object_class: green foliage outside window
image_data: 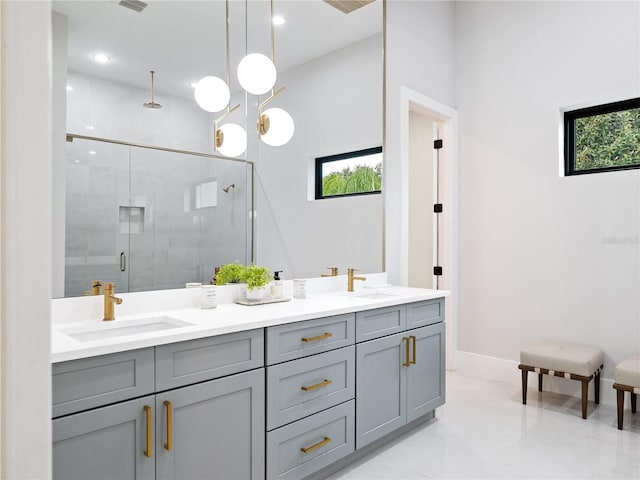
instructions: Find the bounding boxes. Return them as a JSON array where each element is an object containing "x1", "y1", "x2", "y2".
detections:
[
  {"x1": 574, "y1": 107, "x2": 640, "y2": 171},
  {"x1": 322, "y1": 163, "x2": 382, "y2": 197}
]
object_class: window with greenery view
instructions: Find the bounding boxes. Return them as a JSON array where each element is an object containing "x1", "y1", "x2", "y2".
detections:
[
  {"x1": 315, "y1": 146, "x2": 382, "y2": 199},
  {"x1": 564, "y1": 98, "x2": 640, "y2": 176}
]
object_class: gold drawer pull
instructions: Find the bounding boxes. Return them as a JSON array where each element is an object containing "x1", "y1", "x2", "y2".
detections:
[
  {"x1": 144, "y1": 405, "x2": 152, "y2": 458},
  {"x1": 301, "y1": 436, "x2": 332, "y2": 454},
  {"x1": 403, "y1": 337, "x2": 410, "y2": 367},
  {"x1": 301, "y1": 332, "x2": 332, "y2": 343},
  {"x1": 410, "y1": 335, "x2": 417, "y2": 365},
  {"x1": 301, "y1": 379, "x2": 332, "y2": 392},
  {"x1": 164, "y1": 401, "x2": 173, "y2": 451}
]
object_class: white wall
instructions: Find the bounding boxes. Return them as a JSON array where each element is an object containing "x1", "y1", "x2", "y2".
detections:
[
  {"x1": 456, "y1": 1, "x2": 640, "y2": 395},
  {"x1": 385, "y1": 0, "x2": 456, "y2": 285},
  {"x1": 256, "y1": 35, "x2": 383, "y2": 278},
  {"x1": 1, "y1": 2, "x2": 52, "y2": 477}
]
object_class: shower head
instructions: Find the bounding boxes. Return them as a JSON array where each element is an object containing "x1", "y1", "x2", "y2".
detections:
[{"x1": 223, "y1": 184, "x2": 235, "y2": 193}]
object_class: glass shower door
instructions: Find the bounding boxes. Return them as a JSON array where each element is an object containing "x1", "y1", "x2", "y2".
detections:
[{"x1": 64, "y1": 138, "x2": 130, "y2": 296}]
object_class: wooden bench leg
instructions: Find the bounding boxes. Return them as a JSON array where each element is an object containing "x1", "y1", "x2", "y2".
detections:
[
  {"x1": 632, "y1": 392, "x2": 637, "y2": 414},
  {"x1": 617, "y1": 389, "x2": 624, "y2": 430},
  {"x1": 581, "y1": 380, "x2": 588, "y2": 419},
  {"x1": 521, "y1": 369, "x2": 528, "y2": 405},
  {"x1": 538, "y1": 373, "x2": 543, "y2": 392},
  {"x1": 595, "y1": 371, "x2": 600, "y2": 404}
]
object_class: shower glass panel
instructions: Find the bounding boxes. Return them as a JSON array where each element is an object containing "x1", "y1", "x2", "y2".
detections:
[
  {"x1": 64, "y1": 136, "x2": 251, "y2": 297},
  {"x1": 65, "y1": 139, "x2": 130, "y2": 297}
]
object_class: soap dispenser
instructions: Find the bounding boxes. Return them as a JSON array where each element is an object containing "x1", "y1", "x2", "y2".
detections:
[{"x1": 271, "y1": 271, "x2": 284, "y2": 299}]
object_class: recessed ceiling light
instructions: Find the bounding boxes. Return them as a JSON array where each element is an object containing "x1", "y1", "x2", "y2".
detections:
[
  {"x1": 66, "y1": 85, "x2": 74, "y2": 92},
  {"x1": 85, "y1": 125, "x2": 95, "y2": 131},
  {"x1": 89, "y1": 151, "x2": 96, "y2": 155},
  {"x1": 272, "y1": 15, "x2": 285, "y2": 26},
  {"x1": 92, "y1": 52, "x2": 111, "y2": 64}
]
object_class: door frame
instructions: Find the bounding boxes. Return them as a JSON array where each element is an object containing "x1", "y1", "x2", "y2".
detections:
[{"x1": 399, "y1": 86, "x2": 458, "y2": 370}]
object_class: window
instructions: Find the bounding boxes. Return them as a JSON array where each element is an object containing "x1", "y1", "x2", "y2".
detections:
[
  {"x1": 564, "y1": 97, "x2": 640, "y2": 176},
  {"x1": 315, "y1": 146, "x2": 382, "y2": 199}
]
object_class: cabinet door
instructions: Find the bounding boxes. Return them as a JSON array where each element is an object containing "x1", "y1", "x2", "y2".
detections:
[
  {"x1": 155, "y1": 369, "x2": 265, "y2": 480},
  {"x1": 407, "y1": 322, "x2": 446, "y2": 423},
  {"x1": 355, "y1": 332, "x2": 407, "y2": 449},
  {"x1": 53, "y1": 395, "x2": 155, "y2": 480}
]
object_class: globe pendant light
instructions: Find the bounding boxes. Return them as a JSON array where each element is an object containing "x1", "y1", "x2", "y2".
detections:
[
  {"x1": 193, "y1": 2, "x2": 231, "y2": 113},
  {"x1": 259, "y1": 107, "x2": 294, "y2": 147},
  {"x1": 255, "y1": 0, "x2": 294, "y2": 147},
  {"x1": 213, "y1": 0, "x2": 247, "y2": 157},
  {"x1": 237, "y1": 53, "x2": 276, "y2": 95},
  {"x1": 194, "y1": 76, "x2": 230, "y2": 113}
]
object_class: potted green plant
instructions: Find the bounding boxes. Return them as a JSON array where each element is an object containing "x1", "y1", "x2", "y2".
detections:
[
  {"x1": 244, "y1": 264, "x2": 271, "y2": 301},
  {"x1": 215, "y1": 262, "x2": 246, "y2": 285}
]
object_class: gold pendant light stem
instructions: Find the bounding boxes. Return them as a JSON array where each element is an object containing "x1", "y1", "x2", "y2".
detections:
[
  {"x1": 225, "y1": 0, "x2": 231, "y2": 87},
  {"x1": 270, "y1": 0, "x2": 275, "y2": 65}
]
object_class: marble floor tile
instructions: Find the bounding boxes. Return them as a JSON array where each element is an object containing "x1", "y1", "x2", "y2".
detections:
[{"x1": 327, "y1": 372, "x2": 640, "y2": 480}]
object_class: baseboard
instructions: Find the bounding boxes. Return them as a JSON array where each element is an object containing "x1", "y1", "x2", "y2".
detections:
[{"x1": 456, "y1": 350, "x2": 617, "y2": 407}]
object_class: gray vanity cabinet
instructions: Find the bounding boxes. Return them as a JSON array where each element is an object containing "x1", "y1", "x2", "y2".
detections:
[
  {"x1": 53, "y1": 329, "x2": 265, "y2": 480},
  {"x1": 355, "y1": 302, "x2": 445, "y2": 449},
  {"x1": 53, "y1": 395, "x2": 156, "y2": 480},
  {"x1": 155, "y1": 369, "x2": 265, "y2": 480}
]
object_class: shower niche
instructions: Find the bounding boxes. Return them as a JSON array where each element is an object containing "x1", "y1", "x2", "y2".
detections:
[{"x1": 63, "y1": 136, "x2": 252, "y2": 297}]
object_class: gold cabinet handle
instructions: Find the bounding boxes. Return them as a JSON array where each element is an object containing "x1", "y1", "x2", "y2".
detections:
[
  {"x1": 410, "y1": 335, "x2": 417, "y2": 365},
  {"x1": 144, "y1": 405, "x2": 152, "y2": 458},
  {"x1": 301, "y1": 332, "x2": 332, "y2": 343},
  {"x1": 403, "y1": 337, "x2": 410, "y2": 367},
  {"x1": 301, "y1": 379, "x2": 332, "y2": 392},
  {"x1": 300, "y1": 436, "x2": 332, "y2": 454},
  {"x1": 164, "y1": 401, "x2": 173, "y2": 451}
]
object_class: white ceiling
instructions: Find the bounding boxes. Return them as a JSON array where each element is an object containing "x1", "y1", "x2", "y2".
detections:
[{"x1": 52, "y1": 0, "x2": 382, "y2": 99}]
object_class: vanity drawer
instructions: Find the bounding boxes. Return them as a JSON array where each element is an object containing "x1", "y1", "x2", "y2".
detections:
[
  {"x1": 52, "y1": 348, "x2": 154, "y2": 418},
  {"x1": 267, "y1": 346, "x2": 355, "y2": 430},
  {"x1": 155, "y1": 328, "x2": 264, "y2": 391},
  {"x1": 355, "y1": 305, "x2": 406, "y2": 342},
  {"x1": 407, "y1": 298, "x2": 445, "y2": 329},
  {"x1": 266, "y1": 400, "x2": 355, "y2": 480},
  {"x1": 266, "y1": 313, "x2": 355, "y2": 365}
]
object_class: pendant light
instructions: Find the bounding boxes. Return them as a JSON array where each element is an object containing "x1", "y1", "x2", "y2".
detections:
[
  {"x1": 236, "y1": 1, "x2": 277, "y2": 95},
  {"x1": 193, "y1": 3, "x2": 231, "y2": 112},
  {"x1": 143, "y1": 70, "x2": 162, "y2": 109},
  {"x1": 213, "y1": 0, "x2": 247, "y2": 157},
  {"x1": 256, "y1": 0, "x2": 294, "y2": 147}
]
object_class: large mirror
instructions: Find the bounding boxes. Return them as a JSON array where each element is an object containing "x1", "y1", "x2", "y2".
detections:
[{"x1": 52, "y1": 0, "x2": 383, "y2": 298}]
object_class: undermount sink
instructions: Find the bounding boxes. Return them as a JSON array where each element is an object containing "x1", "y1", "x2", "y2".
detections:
[
  {"x1": 60, "y1": 316, "x2": 193, "y2": 342},
  {"x1": 355, "y1": 292, "x2": 397, "y2": 300}
]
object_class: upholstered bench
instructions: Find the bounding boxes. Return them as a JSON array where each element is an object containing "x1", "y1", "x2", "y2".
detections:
[
  {"x1": 518, "y1": 341, "x2": 603, "y2": 419},
  {"x1": 613, "y1": 354, "x2": 640, "y2": 430}
]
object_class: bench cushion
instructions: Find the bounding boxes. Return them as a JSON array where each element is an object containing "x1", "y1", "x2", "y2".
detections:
[
  {"x1": 520, "y1": 341, "x2": 603, "y2": 377},
  {"x1": 614, "y1": 354, "x2": 640, "y2": 387}
]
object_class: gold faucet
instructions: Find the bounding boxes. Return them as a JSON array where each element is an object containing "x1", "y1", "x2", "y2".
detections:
[
  {"x1": 103, "y1": 282, "x2": 123, "y2": 321},
  {"x1": 321, "y1": 267, "x2": 339, "y2": 277},
  {"x1": 347, "y1": 268, "x2": 366, "y2": 292},
  {"x1": 84, "y1": 280, "x2": 103, "y2": 296}
]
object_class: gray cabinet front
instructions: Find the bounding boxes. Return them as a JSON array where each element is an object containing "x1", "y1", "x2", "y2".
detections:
[
  {"x1": 155, "y1": 368, "x2": 265, "y2": 480},
  {"x1": 53, "y1": 395, "x2": 155, "y2": 480},
  {"x1": 355, "y1": 332, "x2": 407, "y2": 448},
  {"x1": 407, "y1": 323, "x2": 446, "y2": 422}
]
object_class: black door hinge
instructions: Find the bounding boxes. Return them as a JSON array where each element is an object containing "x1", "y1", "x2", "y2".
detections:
[
  {"x1": 433, "y1": 266, "x2": 443, "y2": 276},
  {"x1": 434, "y1": 203, "x2": 443, "y2": 213},
  {"x1": 434, "y1": 139, "x2": 443, "y2": 149}
]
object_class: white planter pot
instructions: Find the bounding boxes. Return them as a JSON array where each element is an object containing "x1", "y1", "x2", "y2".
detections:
[{"x1": 246, "y1": 286, "x2": 268, "y2": 301}]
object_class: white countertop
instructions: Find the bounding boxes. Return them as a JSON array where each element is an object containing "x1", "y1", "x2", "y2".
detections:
[{"x1": 52, "y1": 280, "x2": 448, "y2": 363}]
